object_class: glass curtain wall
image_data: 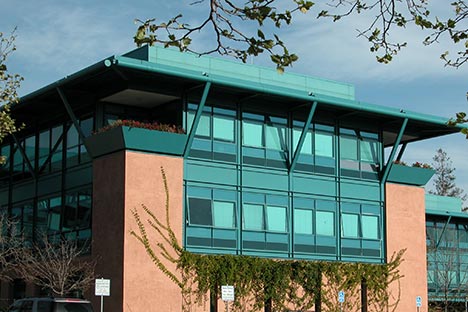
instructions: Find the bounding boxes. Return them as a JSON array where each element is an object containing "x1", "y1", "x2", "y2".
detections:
[
  {"x1": 0, "y1": 115, "x2": 94, "y2": 247},
  {"x1": 426, "y1": 217, "x2": 468, "y2": 303},
  {"x1": 185, "y1": 103, "x2": 384, "y2": 262}
]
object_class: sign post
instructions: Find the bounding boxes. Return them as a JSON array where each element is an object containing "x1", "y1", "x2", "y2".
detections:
[
  {"x1": 95, "y1": 278, "x2": 111, "y2": 312},
  {"x1": 338, "y1": 290, "x2": 345, "y2": 312},
  {"x1": 416, "y1": 296, "x2": 422, "y2": 312},
  {"x1": 221, "y1": 285, "x2": 235, "y2": 312}
]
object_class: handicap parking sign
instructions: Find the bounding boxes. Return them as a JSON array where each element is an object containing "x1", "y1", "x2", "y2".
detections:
[
  {"x1": 338, "y1": 291, "x2": 345, "y2": 303},
  {"x1": 416, "y1": 296, "x2": 422, "y2": 307}
]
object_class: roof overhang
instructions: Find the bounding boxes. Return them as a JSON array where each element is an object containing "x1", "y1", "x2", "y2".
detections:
[{"x1": 13, "y1": 46, "x2": 464, "y2": 145}]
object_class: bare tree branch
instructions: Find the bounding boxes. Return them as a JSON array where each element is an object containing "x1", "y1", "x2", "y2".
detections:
[
  {"x1": 0, "y1": 213, "x2": 23, "y2": 281},
  {"x1": 14, "y1": 236, "x2": 95, "y2": 297}
]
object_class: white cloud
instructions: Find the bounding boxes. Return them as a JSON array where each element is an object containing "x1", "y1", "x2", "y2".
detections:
[{"x1": 280, "y1": 4, "x2": 468, "y2": 83}]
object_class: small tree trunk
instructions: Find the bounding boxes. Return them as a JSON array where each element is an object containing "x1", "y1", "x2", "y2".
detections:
[{"x1": 361, "y1": 278, "x2": 368, "y2": 312}]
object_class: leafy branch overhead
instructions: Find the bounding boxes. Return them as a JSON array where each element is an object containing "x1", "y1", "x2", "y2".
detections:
[
  {"x1": 134, "y1": 0, "x2": 468, "y2": 70},
  {"x1": 0, "y1": 28, "x2": 24, "y2": 163},
  {"x1": 448, "y1": 112, "x2": 468, "y2": 138},
  {"x1": 134, "y1": 0, "x2": 312, "y2": 73}
]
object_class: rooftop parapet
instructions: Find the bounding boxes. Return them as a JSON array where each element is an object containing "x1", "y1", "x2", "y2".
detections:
[
  {"x1": 426, "y1": 194, "x2": 465, "y2": 217},
  {"x1": 123, "y1": 46, "x2": 356, "y2": 101}
]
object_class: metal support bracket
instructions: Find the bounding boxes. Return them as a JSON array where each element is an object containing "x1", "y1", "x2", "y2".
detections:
[
  {"x1": 56, "y1": 87, "x2": 93, "y2": 158},
  {"x1": 396, "y1": 143, "x2": 407, "y2": 162},
  {"x1": 11, "y1": 134, "x2": 36, "y2": 179},
  {"x1": 436, "y1": 216, "x2": 452, "y2": 248},
  {"x1": 184, "y1": 82, "x2": 212, "y2": 157},
  {"x1": 289, "y1": 101, "x2": 318, "y2": 173},
  {"x1": 382, "y1": 118, "x2": 408, "y2": 184}
]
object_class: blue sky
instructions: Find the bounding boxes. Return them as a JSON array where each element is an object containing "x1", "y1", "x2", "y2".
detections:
[{"x1": 1, "y1": 0, "x2": 467, "y2": 197}]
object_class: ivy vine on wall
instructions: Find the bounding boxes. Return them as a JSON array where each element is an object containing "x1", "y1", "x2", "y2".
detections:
[{"x1": 131, "y1": 167, "x2": 404, "y2": 312}]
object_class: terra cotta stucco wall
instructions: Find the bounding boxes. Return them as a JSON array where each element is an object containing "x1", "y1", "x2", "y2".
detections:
[
  {"x1": 123, "y1": 151, "x2": 184, "y2": 312},
  {"x1": 386, "y1": 182, "x2": 428, "y2": 312},
  {"x1": 92, "y1": 151, "x2": 184, "y2": 312}
]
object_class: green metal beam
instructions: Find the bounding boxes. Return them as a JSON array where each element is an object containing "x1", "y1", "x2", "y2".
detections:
[
  {"x1": 38, "y1": 124, "x2": 69, "y2": 174},
  {"x1": 289, "y1": 101, "x2": 318, "y2": 173},
  {"x1": 56, "y1": 87, "x2": 93, "y2": 158},
  {"x1": 382, "y1": 118, "x2": 408, "y2": 183},
  {"x1": 436, "y1": 216, "x2": 452, "y2": 248},
  {"x1": 184, "y1": 82, "x2": 212, "y2": 157},
  {"x1": 396, "y1": 143, "x2": 407, "y2": 161},
  {"x1": 11, "y1": 133, "x2": 36, "y2": 179}
]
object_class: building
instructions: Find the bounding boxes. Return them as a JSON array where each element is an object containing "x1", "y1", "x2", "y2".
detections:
[
  {"x1": 426, "y1": 195, "x2": 468, "y2": 310},
  {"x1": 0, "y1": 45, "x2": 464, "y2": 311}
]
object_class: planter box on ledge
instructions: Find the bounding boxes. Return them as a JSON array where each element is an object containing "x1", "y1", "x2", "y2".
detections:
[
  {"x1": 85, "y1": 126, "x2": 187, "y2": 158},
  {"x1": 387, "y1": 164, "x2": 435, "y2": 186}
]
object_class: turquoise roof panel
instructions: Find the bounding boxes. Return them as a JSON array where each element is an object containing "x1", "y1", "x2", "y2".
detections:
[
  {"x1": 426, "y1": 194, "x2": 463, "y2": 214},
  {"x1": 124, "y1": 45, "x2": 356, "y2": 101},
  {"x1": 15, "y1": 45, "x2": 465, "y2": 144}
]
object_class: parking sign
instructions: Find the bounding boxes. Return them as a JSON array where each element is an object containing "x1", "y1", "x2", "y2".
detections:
[
  {"x1": 338, "y1": 291, "x2": 345, "y2": 303},
  {"x1": 416, "y1": 296, "x2": 422, "y2": 307}
]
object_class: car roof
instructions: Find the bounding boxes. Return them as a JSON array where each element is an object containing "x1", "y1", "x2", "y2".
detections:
[{"x1": 14, "y1": 298, "x2": 91, "y2": 303}]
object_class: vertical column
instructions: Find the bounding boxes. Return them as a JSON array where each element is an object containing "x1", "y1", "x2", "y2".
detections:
[
  {"x1": 92, "y1": 151, "x2": 126, "y2": 312},
  {"x1": 122, "y1": 151, "x2": 184, "y2": 312},
  {"x1": 386, "y1": 183, "x2": 428, "y2": 312}
]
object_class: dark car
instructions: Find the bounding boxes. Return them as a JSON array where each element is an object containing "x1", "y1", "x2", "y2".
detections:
[{"x1": 8, "y1": 298, "x2": 93, "y2": 312}]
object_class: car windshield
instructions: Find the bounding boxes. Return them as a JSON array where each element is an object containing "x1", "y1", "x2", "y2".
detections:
[{"x1": 54, "y1": 303, "x2": 93, "y2": 312}]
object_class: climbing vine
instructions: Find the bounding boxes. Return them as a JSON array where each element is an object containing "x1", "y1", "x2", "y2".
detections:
[{"x1": 131, "y1": 167, "x2": 404, "y2": 312}]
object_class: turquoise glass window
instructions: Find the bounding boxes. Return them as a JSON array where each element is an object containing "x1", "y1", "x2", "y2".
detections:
[
  {"x1": 293, "y1": 129, "x2": 312, "y2": 155},
  {"x1": 266, "y1": 205, "x2": 287, "y2": 232},
  {"x1": 50, "y1": 126, "x2": 63, "y2": 171},
  {"x1": 36, "y1": 196, "x2": 63, "y2": 235},
  {"x1": 36, "y1": 200, "x2": 48, "y2": 234},
  {"x1": 78, "y1": 192, "x2": 92, "y2": 228},
  {"x1": 294, "y1": 209, "x2": 313, "y2": 234},
  {"x1": 342, "y1": 213, "x2": 359, "y2": 238},
  {"x1": 316, "y1": 211, "x2": 334, "y2": 236},
  {"x1": 315, "y1": 132, "x2": 333, "y2": 157},
  {"x1": 80, "y1": 117, "x2": 94, "y2": 138},
  {"x1": 187, "y1": 111, "x2": 211, "y2": 137},
  {"x1": 197, "y1": 114, "x2": 211, "y2": 137},
  {"x1": 213, "y1": 116, "x2": 234, "y2": 142},
  {"x1": 361, "y1": 140, "x2": 378, "y2": 163},
  {"x1": 243, "y1": 121, "x2": 263, "y2": 147},
  {"x1": 66, "y1": 125, "x2": 79, "y2": 166},
  {"x1": 459, "y1": 226, "x2": 468, "y2": 243},
  {"x1": 51, "y1": 126, "x2": 62, "y2": 147},
  {"x1": 67, "y1": 126, "x2": 79, "y2": 147},
  {"x1": 213, "y1": 201, "x2": 235, "y2": 228},
  {"x1": 243, "y1": 203, "x2": 263, "y2": 230},
  {"x1": 13, "y1": 143, "x2": 23, "y2": 174},
  {"x1": 38, "y1": 130, "x2": 50, "y2": 168},
  {"x1": 48, "y1": 197, "x2": 62, "y2": 232},
  {"x1": 64, "y1": 193, "x2": 79, "y2": 230},
  {"x1": 362, "y1": 215, "x2": 379, "y2": 239},
  {"x1": 25, "y1": 136, "x2": 35, "y2": 167},
  {"x1": 188, "y1": 198, "x2": 212, "y2": 226},
  {"x1": 340, "y1": 136, "x2": 358, "y2": 160},
  {"x1": 265, "y1": 125, "x2": 285, "y2": 150}
]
